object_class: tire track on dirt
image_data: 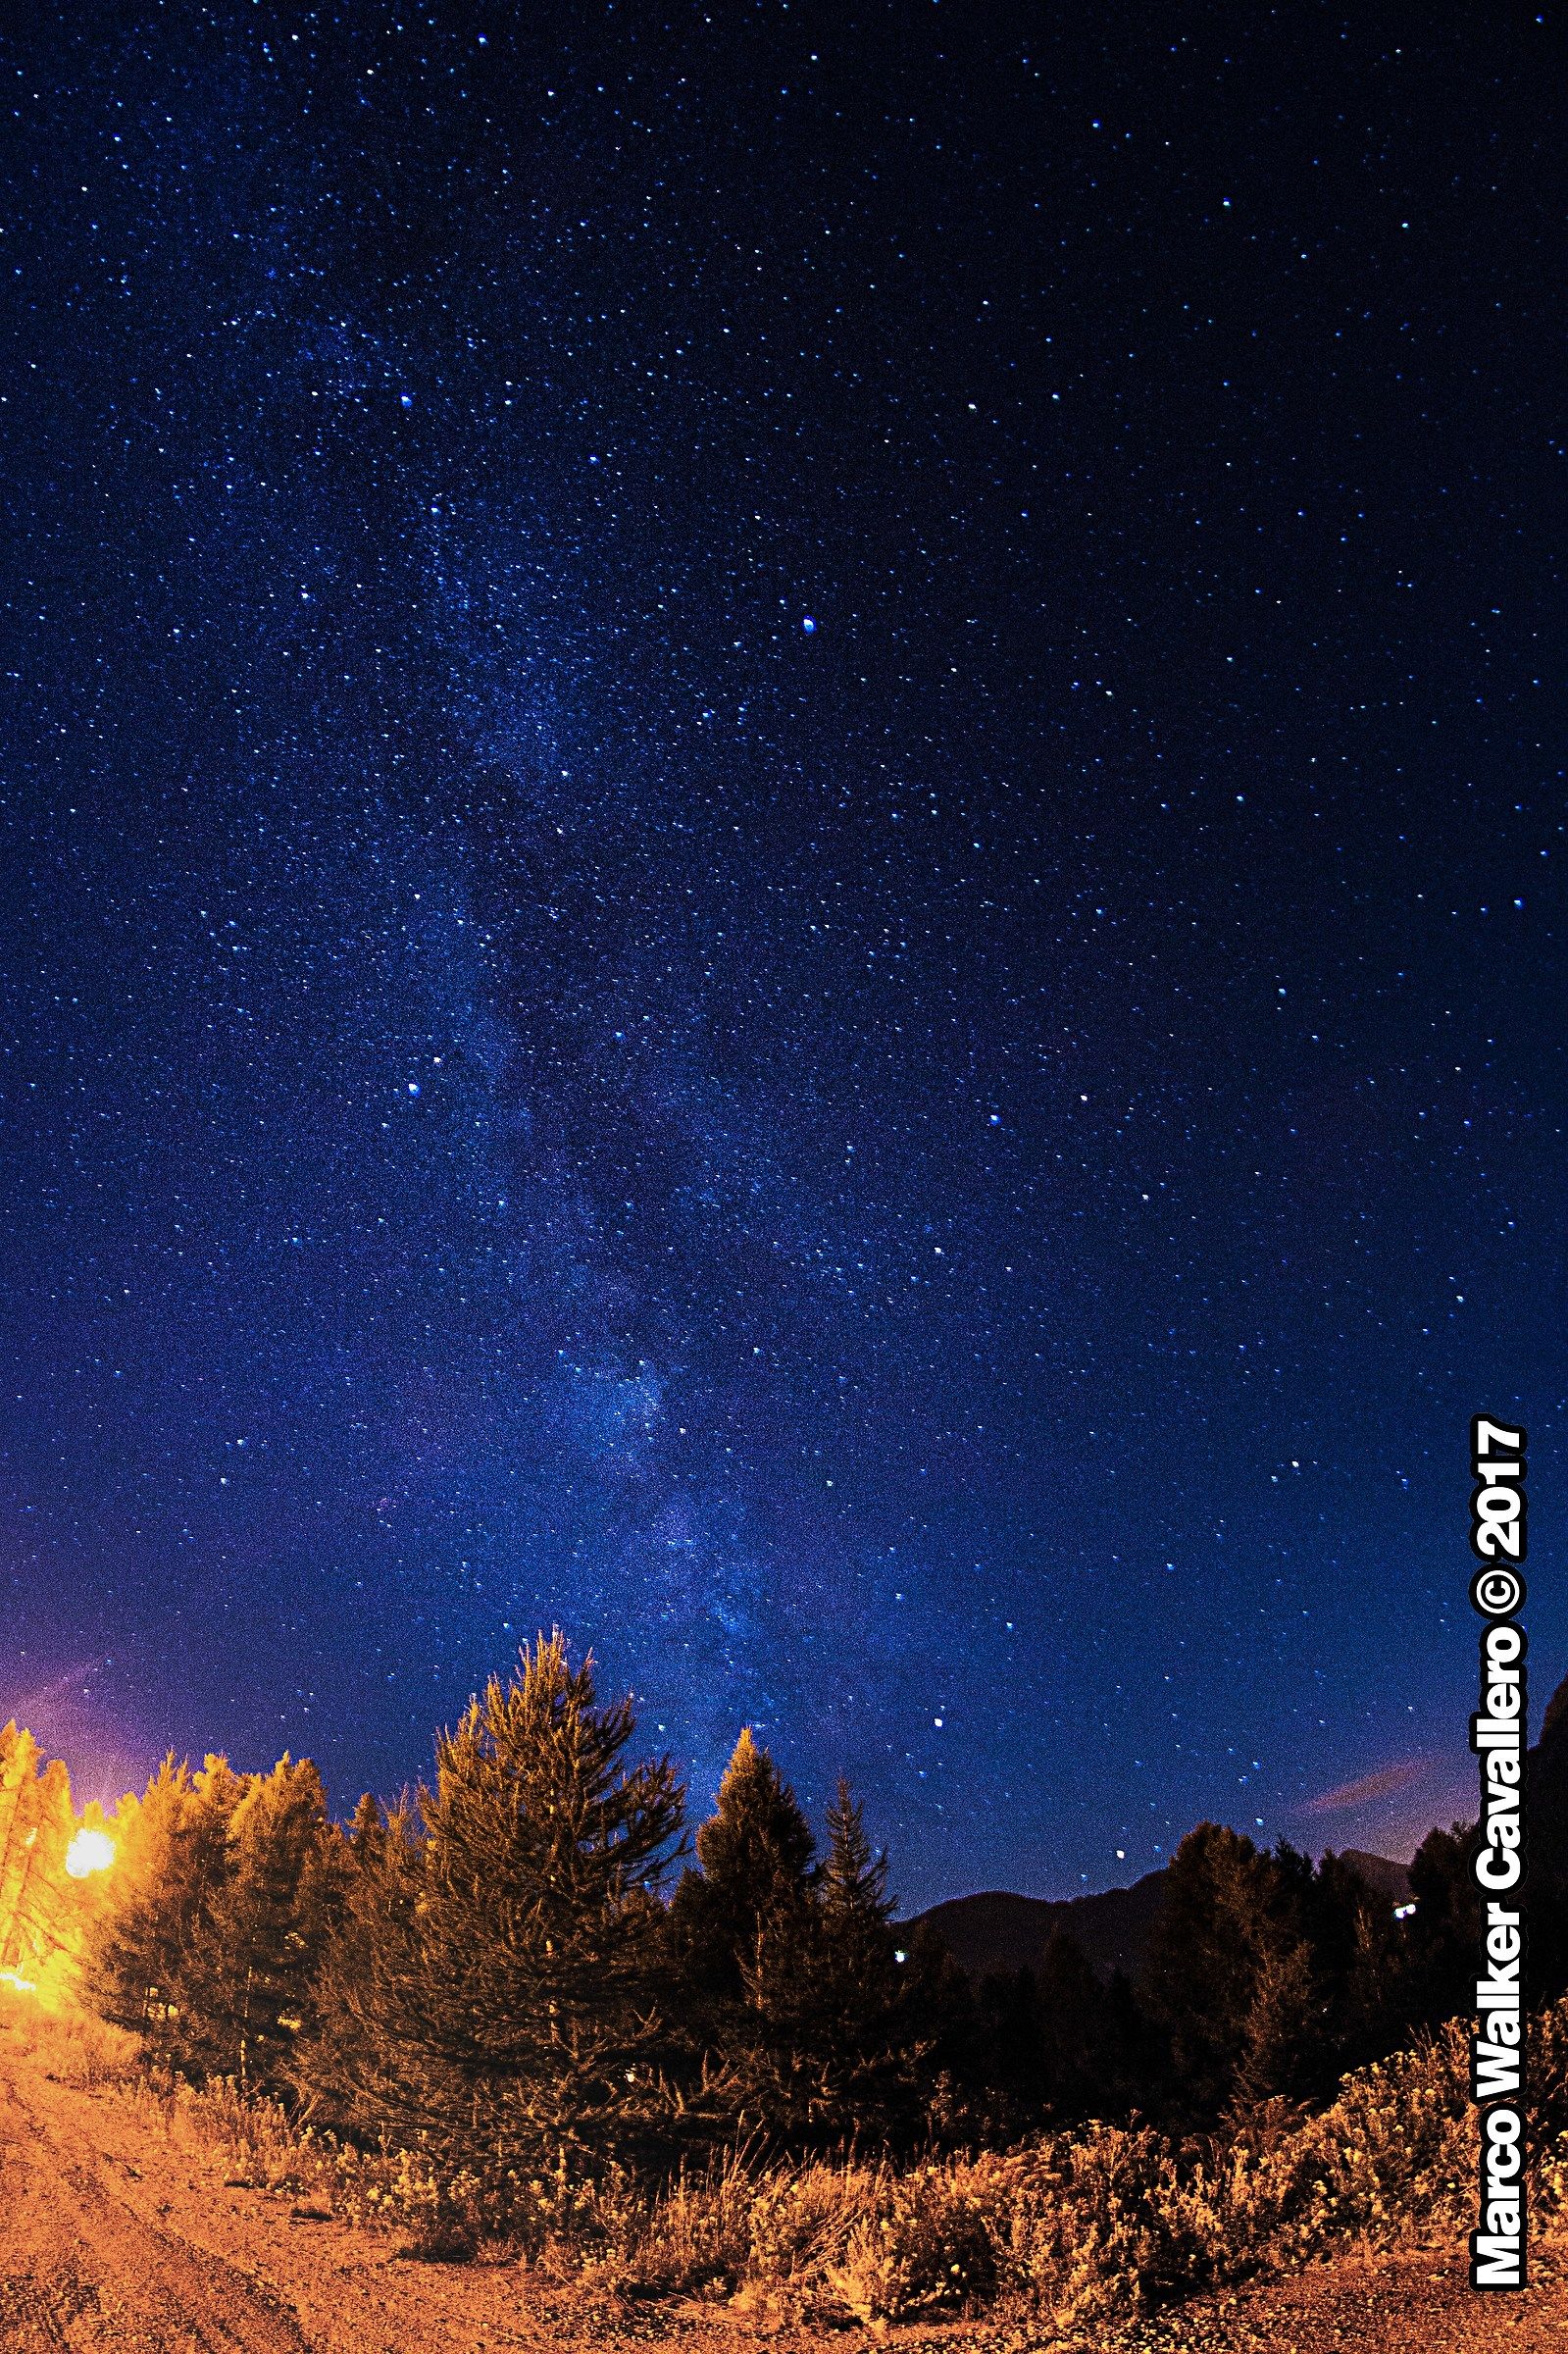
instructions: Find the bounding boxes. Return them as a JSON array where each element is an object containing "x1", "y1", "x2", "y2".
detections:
[
  {"x1": 0, "y1": 2061, "x2": 316, "y2": 2352},
  {"x1": 0, "y1": 2037, "x2": 566, "y2": 2352}
]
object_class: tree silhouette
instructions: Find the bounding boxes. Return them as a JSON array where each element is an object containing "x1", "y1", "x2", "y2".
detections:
[{"x1": 668, "y1": 1727, "x2": 817, "y2": 2004}]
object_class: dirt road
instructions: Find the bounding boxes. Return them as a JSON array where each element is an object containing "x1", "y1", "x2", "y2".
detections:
[
  {"x1": 0, "y1": 2042, "x2": 564, "y2": 2353},
  {"x1": 3, "y1": 2035, "x2": 1568, "y2": 2352}
]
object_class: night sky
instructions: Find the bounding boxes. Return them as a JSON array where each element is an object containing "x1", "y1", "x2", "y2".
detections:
[{"x1": 2, "y1": 4, "x2": 1563, "y2": 1911}]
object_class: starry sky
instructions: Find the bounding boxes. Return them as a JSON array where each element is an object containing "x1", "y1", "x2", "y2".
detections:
[{"x1": 2, "y1": 4, "x2": 1563, "y2": 1911}]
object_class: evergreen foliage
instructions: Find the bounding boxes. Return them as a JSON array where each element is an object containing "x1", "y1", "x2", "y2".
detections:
[
  {"x1": 82, "y1": 1752, "x2": 336, "y2": 2092},
  {"x1": 1144, "y1": 1822, "x2": 1329, "y2": 2119},
  {"x1": 82, "y1": 1754, "x2": 245, "y2": 2060},
  {"x1": 1400, "y1": 1821, "x2": 1482, "y2": 2025},
  {"x1": 289, "y1": 1792, "x2": 422, "y2": 2132},
  {"x1": 181, "y1": 1756, "x2": 340, "y2": 2090},
  {"x1": 296, "y1": 1632, "x2": 685, "y2": 2172},
  {"x1": 667, "y1": 1726, "x2": 817, "y2": 2007},
  {"x1": 792, "y1": 1779, "x2": 924, "y2": 2139}
]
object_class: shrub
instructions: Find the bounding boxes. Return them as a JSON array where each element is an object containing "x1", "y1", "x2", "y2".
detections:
[
  {"x1": 1231, "y1": 2018, "x2": 1475, "y2": 2263},
  {"x1": 746, "y1": 2155, "x2": 881, "y2": 2284},
  {"x1": 828, "y1": 2160, "x2": 999, "y2": 2322},
  {"x1": 998, "y1": 2126, "x2": 1208, "y2": 2326}
]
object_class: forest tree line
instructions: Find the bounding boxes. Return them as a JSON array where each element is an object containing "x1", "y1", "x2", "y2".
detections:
[{"x1": 8, "y1": 1634, "x2": 1565, "y2": 2178}]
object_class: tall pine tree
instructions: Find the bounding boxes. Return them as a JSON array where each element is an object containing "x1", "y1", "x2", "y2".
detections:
[
  {"x1": 178, "y1": 1756, "x2": 340, "y2": 2092},
  {"x1": 312, "y1": 1634, "x2": 684, "y2": 2175},
  {"x1": 787, "y1": 1780, "x2": 926, "y2": 2144},
  {"x1": 667, "y1": 1727, "x2": 817, "y2": 2004},
  {"x1": 289, "y1": 1792, "x2": 422, "y2": 2130},
  {"x1": 83, "y1": 1755, "x2": 245, "y2": 2066}
]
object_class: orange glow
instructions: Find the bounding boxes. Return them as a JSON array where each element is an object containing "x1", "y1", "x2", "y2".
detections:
[{"x1": 65, "y1": 1828, "x2": 116, "y2": 1879}]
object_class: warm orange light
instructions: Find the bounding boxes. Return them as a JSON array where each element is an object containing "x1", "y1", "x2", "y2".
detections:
[{"x1": 65, "y1": 1828, "x2": 116, "y2": 1878}]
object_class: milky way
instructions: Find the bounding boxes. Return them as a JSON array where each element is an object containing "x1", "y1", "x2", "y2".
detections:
[{"x1": 1, "y1": 5, "x2": 1562, "y2": 1907}]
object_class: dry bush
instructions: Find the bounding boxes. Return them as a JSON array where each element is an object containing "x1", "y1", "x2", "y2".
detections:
[
  {"x1": 827, "y1": 2159, "x2": 1001, "y2": 2322},
  {"x1": 165, "y1": 2075, "x2": 309, "y2": 2189},
  {"x1": 590, "y1": 2150, "x2": 754, "y2": 2296},
  {"x1": 993, "y1": 2126, "x2": 1209, "y2": 2328},
  {"x1": 1228, "y1": 2018, "x2": 1476, "y2": 2264},
  {"x1": 746, "y1": 2155, "x2": 884, "y2": 2284}
]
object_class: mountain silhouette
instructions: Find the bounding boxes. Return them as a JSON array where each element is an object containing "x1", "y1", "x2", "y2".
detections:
[
  {"x1": 909, "y1": 1871, "x2": 1168, "y2": 1984},
  {"x1": 909, "y1": 1848, "x2": 1414, "y2": 1987}
]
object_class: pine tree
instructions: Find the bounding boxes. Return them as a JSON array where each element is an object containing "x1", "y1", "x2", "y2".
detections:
[
  {"x1": 83, "y1": 1754, "x2": 245, "y2": 2065},
  {"x1": 347, "y1": 1789, "x2": 387, "y2": 1859},
  {"x1": 662, "y1": 1729, "x2": 819, "y2": 2136},
  {"x1": 179, "y1": 1756, "x2": 339, "y2": 2092},
  {"x1": 789, "y1": 1780, "x2": 921, "y2": 2141},
  {"x1": 1230, "y1": 1934, "x2": 1319, "y2": 2111},
  {"x1": 1143, "y1": 1822, "x2": 1304, "y2": 2119},
  {"x1": 289, "y1": 1793, "x2": 422, "y2": 2131},
  {"x1": 1399, "y1": 1821, "x2": 1482, "y2": 2026},
  {"x1": 322, "y1": 1634, "x2": 684, "y2": 2174},
  {"x1": 813, "y1": 1778, "x2": 896, "y2": 2040},
  {"x1": 670, "y1": 1762, "x2": 935, "y2": 2150},
  {"x1": 667, "y1": 1726, "x2": 817, "y2": 2005},
  {"x1": 1302, "y1": 1849, "x2": 1406, "y2": 2077},
  {"x1": 821, "y1": 1780, "x2": 893, "y2": 1948}
]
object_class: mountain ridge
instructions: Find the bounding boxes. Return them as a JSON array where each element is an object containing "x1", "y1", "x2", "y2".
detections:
[{"x1": 908, "y1": 1847, "x2": 1414, "y2": 1986}]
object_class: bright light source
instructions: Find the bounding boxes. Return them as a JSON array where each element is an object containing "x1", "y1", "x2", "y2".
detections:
[
  {"x1": 65, "y1": 1828, "x2": 116, "y2": 1879},
  {"x1": 0, "y1": 1968, "x2": 38, "y2": 1995}
]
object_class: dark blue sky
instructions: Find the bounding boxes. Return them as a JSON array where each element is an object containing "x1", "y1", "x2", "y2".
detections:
[{"x1": 2, "y1": 3, "x2": 1562, "y2": 1910}]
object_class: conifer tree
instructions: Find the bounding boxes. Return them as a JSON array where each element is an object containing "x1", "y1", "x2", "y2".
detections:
[
  {"x1": 180, "y1": 1756, "x2": 339, "y2": 2091},
  {"x1": 791, "y1": 1780, "x2": 920, "y2": 2139},
  {"x1": 667, "y1": 1726, "x2": 817, "y2": 2005},
  {"x1": 347, "y1": 1788, "x2": 387, "y2": 1858},
  {"x1": 821, "y1": 1779, "x2": 893, "y2": 1947},
  {"x1": 83, "y1": 1754, "x2": 245, "y2": 2065},
  {"x1": 319, "y1": 1634, "x2": 684, "y2": 2173},
  {"x1": 1230, "y1": 1934, "x2": 1319, "y2": 2111},
  {"x1": 289, "y1": 1793, "x2": 422, "y2": 2130},
  {"x1": 970, "y1": 1930, "x2": 1145, "y2": 2132},
  {"x1": 671, "y1": 1761, "x2": 936, "y2": 2149},
  {"x1": 1302, "y1": 1848, "x2": 1406, "y2": 2076},
  {"x1": 1399, "y1": 1820, "x2": 1482, "y2": 2026},
  {"x1": 662, "y1": 1728, "x2": 819, "y2": 2136},
  {"x1": 1144, "y1": 1821, "x2": 1307, "y2": 2119}
]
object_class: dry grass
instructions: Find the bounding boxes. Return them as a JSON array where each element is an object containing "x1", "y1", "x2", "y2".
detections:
[
  {"x1": 118, "y1": 2069, "x2": 310, "y2": 2192},
  {"x1": 0, "y1": 1978, "x2": 138, "y2": 2086}
]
